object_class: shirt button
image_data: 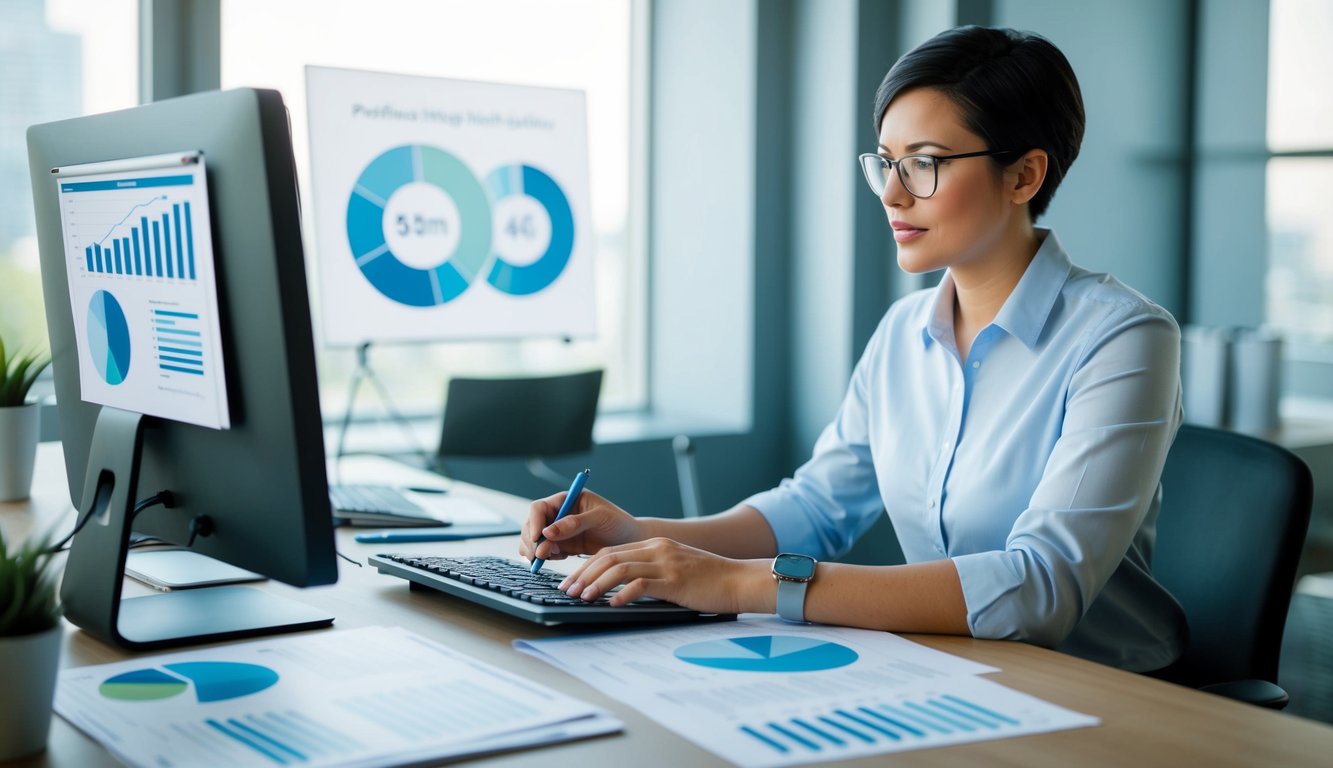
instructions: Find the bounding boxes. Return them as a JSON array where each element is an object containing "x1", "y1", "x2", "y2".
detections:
[
  {"x1": 928, "y1": 500, "x2": 936, "y2": 509},
  {"x1": 971, "y1": 361, "x2": 981, "y2": 369}
]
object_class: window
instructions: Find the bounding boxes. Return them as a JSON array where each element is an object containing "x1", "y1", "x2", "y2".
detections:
[
  {"x1": 0, "y1": 0, "x2": 138, "y2": 353},
  {"x1": 1265, "y1": 0, "x2": 1333, "y2": 339},
  {"x1": 219, "y1": 0, "x2": 645, "y2": 426}
]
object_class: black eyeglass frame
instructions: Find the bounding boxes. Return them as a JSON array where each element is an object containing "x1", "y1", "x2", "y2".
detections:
[{"x1": 858, "y1": 149, "x2": 1019, "y2": 199}]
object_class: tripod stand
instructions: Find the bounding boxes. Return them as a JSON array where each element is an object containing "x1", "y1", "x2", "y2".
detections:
[{"x1": 333, "y1": 342, "x2": 432, "y2": 468}]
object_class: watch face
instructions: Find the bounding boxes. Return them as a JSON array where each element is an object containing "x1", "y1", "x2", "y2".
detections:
[{"x1": 774, "y1": 553, "x2": 817, "y2": 580}]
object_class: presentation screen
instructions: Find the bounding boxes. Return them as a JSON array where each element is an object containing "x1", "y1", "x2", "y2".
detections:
[
  {"x1": 53, "y1": 151, "x2": 231, "y2": 430},
  {"x1": 306, "y1": 66, "x2": 596, "y2": 345}
]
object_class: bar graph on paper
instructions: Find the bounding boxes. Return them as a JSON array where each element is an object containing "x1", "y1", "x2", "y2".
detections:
[
  {"x1": 515, "y1": 619, "x2": 1100, "y2": 768},
  {"x1": 152, "y1": 309, "x2": 206, "y2": 376},
  {"x1": 60, "y1": 175, "x2": 201, "y2": 281},
  {"x1": 729, "y1": 676, "x2": 1094, "y2": 764},
  {"x1": 54, "y1": 626, "x2": 618, "y2": 768}
]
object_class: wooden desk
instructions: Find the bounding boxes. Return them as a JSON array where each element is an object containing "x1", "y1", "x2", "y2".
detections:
[{"x1": 5, "y1": 442, "x2": 1333, "y2": 768}]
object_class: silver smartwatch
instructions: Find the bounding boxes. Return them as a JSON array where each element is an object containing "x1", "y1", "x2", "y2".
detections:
[{"x1": 771, "y1": 553, "x2": 818, "y2": 623}]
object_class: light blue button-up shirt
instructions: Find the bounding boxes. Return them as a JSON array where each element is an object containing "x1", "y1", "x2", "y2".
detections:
[{"x1": 746, "y1": 229, "x2": 1187, "y2": 671}]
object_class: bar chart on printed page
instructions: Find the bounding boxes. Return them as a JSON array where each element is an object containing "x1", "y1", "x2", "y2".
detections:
[
  {"x1": 727, "y1": 675, "x2": 1095, "y2": 765},
  {"x1": 56, "y1": 626, "x2": 619, "y2": 768},
  {"x1": 517, "y1": 616, "x2": 1098, "y2": 767}
]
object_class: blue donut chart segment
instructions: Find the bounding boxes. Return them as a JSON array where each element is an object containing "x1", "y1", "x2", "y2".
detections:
[
  {"x1": 345, "y1": 145, "x2": 492, "y2": 307},
  {"x1": 485, "y1": 164, "x2": 575, "y2": 296},
  {"x1": 88, "y1": 289, "x2": 131, "y2": 386}
]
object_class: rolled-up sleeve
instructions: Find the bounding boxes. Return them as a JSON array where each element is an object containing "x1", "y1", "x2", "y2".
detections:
[
  {"x1": 953, "y1": 311, "x2": 1182, "y2": 647},
  {"x1": 744, "y1": 334, "x2": 888, "y2": 560}
]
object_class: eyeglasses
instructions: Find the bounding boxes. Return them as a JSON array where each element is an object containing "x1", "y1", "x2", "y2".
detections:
[{"x1": 858, "y1": 150, "x2": 1017, "y2": 199}]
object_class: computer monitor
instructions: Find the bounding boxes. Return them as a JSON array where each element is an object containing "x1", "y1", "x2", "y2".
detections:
[{"x1": 26, "y1": 88, "x2": 338, "y2": 650}]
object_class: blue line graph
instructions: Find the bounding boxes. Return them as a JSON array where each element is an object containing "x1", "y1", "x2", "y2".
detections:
[
  {"x1": 93, "y1": 194, "x2": 165, "y2": 247},
  {"x1": 65, "y1": 178, "x2": 199, "y2": 281}
]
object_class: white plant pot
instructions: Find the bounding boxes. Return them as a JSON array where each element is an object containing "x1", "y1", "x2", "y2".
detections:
[
  {"x1": 0, "y1": 402, "x2": 40, "y2": 502},
  {"x1": 0, "y1": 624, "x2": 63, "y2": 761}
]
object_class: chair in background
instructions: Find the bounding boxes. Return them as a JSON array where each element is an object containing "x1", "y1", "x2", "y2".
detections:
[
  {"x1": 1151, "y1": 424, "x2": 1314, "y2": 709},
  {"x1": 672, "y1": 434, "x2": 704, "y2": 518},
  {"x1": 433, "y1": 369, "x2": 602, "y2": 487}
]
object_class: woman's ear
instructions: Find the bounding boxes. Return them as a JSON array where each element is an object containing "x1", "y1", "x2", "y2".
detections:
[{"x1": 1007, "y1": 149, "x2": 1048, "y2": 207}]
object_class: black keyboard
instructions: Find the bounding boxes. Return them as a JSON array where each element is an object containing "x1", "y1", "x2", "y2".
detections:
[
  {"x1": 370, "y1": 554, "x2": 735, "y2": 626},
  {"x1": 329, "y1": 484, "x2": 447, "y2": 527}
]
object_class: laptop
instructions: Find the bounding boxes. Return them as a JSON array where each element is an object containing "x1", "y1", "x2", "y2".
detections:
[
  {"x1": 369, "y1": 553, "x2": 736, "y2": 626},
  {"x1": 329, "y1": 483, "x2": 449, "y2": 527}
]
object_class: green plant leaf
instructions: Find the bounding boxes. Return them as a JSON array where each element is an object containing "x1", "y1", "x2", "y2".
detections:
[
  {"x1": 1, "y1": 361, "x2": 25, "y2": 406},
  {"x1": 0, "y1": 334, "x2": 50, "y2": 407},
  {"x1": 0, "y1": 527, "x2": 61, "y2": 636},
  {"x1": 17, "y1": 356, "x2": 50, "y2": 405}
]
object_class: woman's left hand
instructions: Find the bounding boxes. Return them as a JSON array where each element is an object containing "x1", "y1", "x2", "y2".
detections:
[{"x1": 558, "y1": 538, "x2": 773, "y2": 615}]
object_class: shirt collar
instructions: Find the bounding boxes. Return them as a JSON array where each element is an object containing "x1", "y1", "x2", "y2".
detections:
[
  {"x1": 923, "y1": 276, "x2": 957, "y2": 349},
  {"x1": 921, "y1": 228, "x2": 1072, "y2": 351}
]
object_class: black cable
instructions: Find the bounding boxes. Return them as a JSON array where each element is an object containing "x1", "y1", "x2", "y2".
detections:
[
  {"x1": 185, "y1": 515, "x2": 214, "y2": 548},
  {"x1": 134, "y1": 491, "x2": 176, "y2": 520},
  {"x1": 51, "y1": 490, "x2": 364, "y2": 570},
  {"x1": 50, "y1": 490, "x2": 176, "y2": 553}
]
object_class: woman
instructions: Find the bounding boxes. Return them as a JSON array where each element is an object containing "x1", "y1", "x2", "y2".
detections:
[{"x1": 519, "y1": 26, "x2": 1186, "y2": 672}]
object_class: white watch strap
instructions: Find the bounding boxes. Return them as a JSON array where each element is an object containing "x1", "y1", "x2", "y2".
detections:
[{"x1": 776, "y1": 578, "x2": 809, "y2": 623}]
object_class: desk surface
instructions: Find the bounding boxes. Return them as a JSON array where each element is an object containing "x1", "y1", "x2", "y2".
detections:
[{"x1": 5, "y1": 442, "x2": 1333, "y2": 768}]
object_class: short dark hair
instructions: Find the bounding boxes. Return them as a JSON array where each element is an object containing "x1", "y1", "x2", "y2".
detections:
[{"x1": 872, "y1": 26, "x2": 1085, "y2": 220}]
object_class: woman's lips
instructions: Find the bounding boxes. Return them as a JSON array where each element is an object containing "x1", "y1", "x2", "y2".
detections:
[{"x1": 893, "y1": 227, "x2": 927, "y2": 243}]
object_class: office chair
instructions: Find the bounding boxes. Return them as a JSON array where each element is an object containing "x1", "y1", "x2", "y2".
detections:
[
  {"x1": 1151, "y1": 424, "x2": 1313, "y2": 709},
  {"x1": 434, "y1": 369, "x2": 602, "y2": 487},
  {"x1": 672, "y1": 435, "x2": 704, "y2": 518}
]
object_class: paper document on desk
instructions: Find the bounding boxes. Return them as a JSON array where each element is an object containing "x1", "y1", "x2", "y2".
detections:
[
  {"x1": 56, "y1": 626, "x2": 620, "y2": 768},
  {"x1": 515, "y1": 615, "x2": 1097, "y2": 767}
]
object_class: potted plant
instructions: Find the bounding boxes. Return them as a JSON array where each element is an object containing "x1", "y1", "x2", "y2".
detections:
[
  {"x1": 0, "y1": 336, "x2": 51, "y2": 502},
  {"x1": 0, "y1": 527, "x2": 62, "y2": 760}
]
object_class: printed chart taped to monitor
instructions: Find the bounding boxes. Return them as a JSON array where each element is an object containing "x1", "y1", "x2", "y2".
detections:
[
  {"x1": 52, "y1": 152, "x2": 232, "y2": 430},
  {"x1": 306, "y1": 66, "x2": 596, "y2": 345}
]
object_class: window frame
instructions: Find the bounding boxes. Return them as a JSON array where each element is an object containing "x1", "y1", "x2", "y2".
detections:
[{"x1": 1263, "y1": 0, "x2": 1333, "y2": 402}]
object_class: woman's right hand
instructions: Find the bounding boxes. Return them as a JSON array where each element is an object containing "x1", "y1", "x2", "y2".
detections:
[{"x1": 518, "y1": 490, "x2": 647, "y2": 563}]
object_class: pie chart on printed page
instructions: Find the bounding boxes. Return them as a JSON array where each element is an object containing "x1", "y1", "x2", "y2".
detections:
[
  {"x1": 87, "y1": 289, "x2": 131, "y2": 385},
  {"x1": 99, "y1": 661, "x2": 279, "y2": 703},
  {"x1": 674, "y1": 635, "x2": 859, "y2": 673}
]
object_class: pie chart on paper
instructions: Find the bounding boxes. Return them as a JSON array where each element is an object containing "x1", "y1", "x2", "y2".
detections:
[
  {"x1": 673, "y1": 635, "x2": 859, "y2": 673},
  {"x1": 98, "y1": 661, "x2": 279, "y2": 703},
  {"x1": 87, "y1": 289, "x2": 131, "y2": 385}
]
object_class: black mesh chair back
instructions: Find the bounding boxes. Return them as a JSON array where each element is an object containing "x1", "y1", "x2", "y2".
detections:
[
  {"x1": 436, "y1": 369, "x2": 602, "y2": 460},
  {"x1": 1153, "y1": 425, "x2": 1313, "y2": 691}
]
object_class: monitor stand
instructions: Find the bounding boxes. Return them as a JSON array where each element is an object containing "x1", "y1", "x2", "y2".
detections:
[{"x1": 59, "y1": 407, "x2": 334, "y2": 651}]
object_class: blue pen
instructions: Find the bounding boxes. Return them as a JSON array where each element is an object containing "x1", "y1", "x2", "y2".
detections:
[
  {"x1": 353, "y1": 526, "x2": 518, "y2": 544},
  {"x1": 530, "y1": 468, "x2": 590, "y2": 573}
]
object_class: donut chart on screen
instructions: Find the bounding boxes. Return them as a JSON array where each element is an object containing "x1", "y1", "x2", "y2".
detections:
[
  {"x1": 87, "y1": 289, "x2": 131, "y2": 385},
  {"x1": 345, "y1": 144, "x2": 492, "y2": 307},
  {"x1": 484, "y1": 163, "x2": 575, "y2": 296}
]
